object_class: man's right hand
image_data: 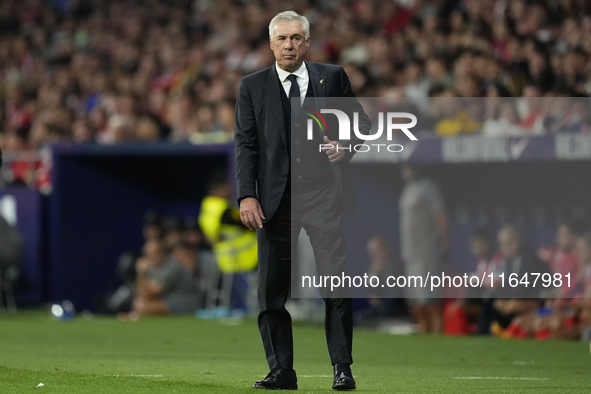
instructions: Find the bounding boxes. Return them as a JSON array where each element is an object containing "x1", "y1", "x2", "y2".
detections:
[{"x1": 240, "y1": 197, "x2": 266, "y2": 230}]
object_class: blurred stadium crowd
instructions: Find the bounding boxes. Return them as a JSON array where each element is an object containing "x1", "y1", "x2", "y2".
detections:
[
  {"x1": 1, "y1": 0, "x2": 590, "y2": 188},
  {"x1": 1, "y1": 0, "x2": 591, "y2": 151}
]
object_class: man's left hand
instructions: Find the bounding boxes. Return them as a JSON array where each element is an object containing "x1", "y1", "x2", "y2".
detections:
[{"x1": 322, "y1": 136, "x2": 347, "y2": 163}]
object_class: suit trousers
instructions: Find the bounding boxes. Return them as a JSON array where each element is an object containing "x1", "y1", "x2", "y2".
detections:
[{"x1": 256, "y1": 182, "x2": 353, "y2": 371}]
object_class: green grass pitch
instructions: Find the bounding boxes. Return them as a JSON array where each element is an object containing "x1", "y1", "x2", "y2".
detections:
[{"x1": 0, "y1": 311, "x2": 589, "y2": 393}]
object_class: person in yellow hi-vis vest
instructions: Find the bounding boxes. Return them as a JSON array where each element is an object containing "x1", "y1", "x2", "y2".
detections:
[{"x1": 199, "y1": 170, "x2": 257, "y2": 273}]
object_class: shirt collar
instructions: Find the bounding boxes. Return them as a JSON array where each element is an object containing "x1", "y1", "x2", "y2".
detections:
[{"x1": 275, "y1": 61, "x2": 307, "y2": 82}]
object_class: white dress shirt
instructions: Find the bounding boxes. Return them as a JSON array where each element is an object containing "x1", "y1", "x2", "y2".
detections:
[{"x1": 275, "y1": 62, "x2": 309, "y2": 106}]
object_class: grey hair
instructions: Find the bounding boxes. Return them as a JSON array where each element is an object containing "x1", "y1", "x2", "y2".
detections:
[{"x1": 269, "y1": 11, "x2": 310, "y2": 40}]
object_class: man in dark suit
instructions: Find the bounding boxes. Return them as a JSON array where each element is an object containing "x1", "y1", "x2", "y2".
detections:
[
  {"x1": 234, "y1": 10, "x2": 370, "y2": 391},
  {"x1": 490, "y1": 225, "x2": 553, "y2": 332}
]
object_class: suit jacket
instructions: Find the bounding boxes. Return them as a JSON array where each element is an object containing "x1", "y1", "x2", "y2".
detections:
[
  {"x1": 234, "y1": 61, "x2": 371, "y2": 221},
  {"x1": 493, "y1": 248, "x2": 552, "y2": 298}
]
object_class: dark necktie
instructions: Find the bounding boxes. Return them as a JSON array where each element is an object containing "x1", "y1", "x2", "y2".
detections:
[{"x1": 287, "y1": 74, "x2": 300, "y2": 114}]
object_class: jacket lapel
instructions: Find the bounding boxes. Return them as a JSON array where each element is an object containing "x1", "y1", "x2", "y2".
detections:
[
  {"x1": 264, "y1": 66, "x2": 288, "y2": 151},
  {"x1": 304, "y1": 61, "x2": 326, "y2": 111},
  {"x1": 306, "y1": 62, "x2": 342, "y2": 178}
]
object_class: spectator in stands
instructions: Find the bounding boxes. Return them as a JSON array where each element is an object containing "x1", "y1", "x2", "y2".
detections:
[
  {"x1": 572, "y1": 233, "x2": 591, "y2": 335},
  {"x1": 538, "y1": 219, "x2": 584, "y2": 298},
  {"x1": 425, "y1": 56, "x2": 453, "y2": 90},
  {"x1": 575, "y1": 232, "x2": 591, "y2": 299},
  {"x1": 485, "y1": 82, "x2": 512, "y2": 98},
  {"x1": 132, "y1": 239, "x2": 200, "y2": 316},
  {"x1": 482, "y1": 101, "x2": 527, "y2": 137},
  {"x1": 28, "y1": 123, "x2": 65, "y2": 149},
  {"x1": 544, "y1": 95, "x2": 588, "y2": 133},
  {"x1": 1, "y1": 130, "x2": 34, "y2": 187},
  {"x1": 530, "y1": 231, "x2": 591, "y2": 340},
  {"x1": 527, "y1": 51, "x2": 555, "y2": 92},
  {"x1": 171, "y1": 241, "x2": 205, "y2": 307},
  {"x1": 515, "y1": 85, "x2": 546, "y2": 134},
  {"x1": 403, "y1": 60, "x2": 431, "y2": 99},
  {"x1": 182, "y1": 217, "x2": 205, "y2": 249},
  {"x1": 434, "y1": 97, "x2": 482, "y2": 137},
  {"x1": 105, "y1": 210, "x2": 161, "y2": 314},
  {"x1": 214, "y1": 100, "x2": 236, "y2": 134},
  {"x1": 356, "y1": 235, "x2": 400, "y2": 323},
  {"x1": 399, "y1": 164, "x2": 448, "y2": 333},
  {"x1": 160, "y1": 215, "x2": 184, "y2": 253},
  {"x1": 167, "y1": 91, "x2": 198, "y2": 142},
  {"x1": 135, "y1": 117, "x2": 161, "y2": 142},
  {"x1": 444, "y1": 228, "x2": 500, "y2": 336},
  {"x1": 171, "y1": 241, "x2": 198, "y2": 275},
  {"x1": 183, "y1": 217, "x2": 215, "y2": 302},
  {"x1": 181, "y1": 216, "x2": 215, "y2": 282},
  {"x1": 142, "y1": 211, "x2": 162, "y2": 244},
  {"x1": 101, "y1": 116, "x2": 134, "y2": 144},
  {"x1": 71, "y1": 118, "x2": 94, "y2": 144},
  {"x1": 494, "y1": 224, "x2": 552, "y2": 297},
  {"x1": 491, "y1": 225, "x2": 551, "y2": 336}
]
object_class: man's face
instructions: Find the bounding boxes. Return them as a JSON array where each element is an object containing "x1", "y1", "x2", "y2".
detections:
[
  {"x1": 270, "y1": 21, "x2": 309, "y2": 72},
  {"x1": 144, "y1": 240, "x2": 165, "y2": 265},
  {"x1": 576, "y1": 237, "x2": 591, "y2": 265},
  {"x1": 498, "y1": 229, "x2": 521, "y2": 259},
  {"x1": 367, "y1": 238, "x2": 388, "y2": 261},
  {"x1": 471, "y1": 238, "x2": 490, "y2": 259},
  {"x1": 556, "y1": 224, "x2": 577, "y2": 252}
]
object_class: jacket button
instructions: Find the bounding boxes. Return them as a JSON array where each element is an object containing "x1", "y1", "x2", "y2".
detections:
[
  {"x1": 296, "y1": 158, "x2": 301, "y2": 162},
  {"x1": 295, "y1": 141, "x2": 300, "y2": 145},
  {"x1": 283, "y1": 174, "x2": 288, "y2": 178}
]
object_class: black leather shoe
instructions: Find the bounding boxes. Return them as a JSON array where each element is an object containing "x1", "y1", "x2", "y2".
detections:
[
  {"x1": 253, "y1": 369, "x2": 298, "y2": 390},
  {"x1": 332, "y1": 364, "x2": 356, "y2": 390}
]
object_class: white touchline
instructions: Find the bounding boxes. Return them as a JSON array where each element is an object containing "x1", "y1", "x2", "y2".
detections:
[
  {"x1": 130, "y1": 375, "x2": 163, "y2": 377},
  {"x1": 513, "y1": 360, "x2": 536, "y2": 365},
  {"x1": 452, "y1": 377, "x2": 549, "y2": 380}
]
